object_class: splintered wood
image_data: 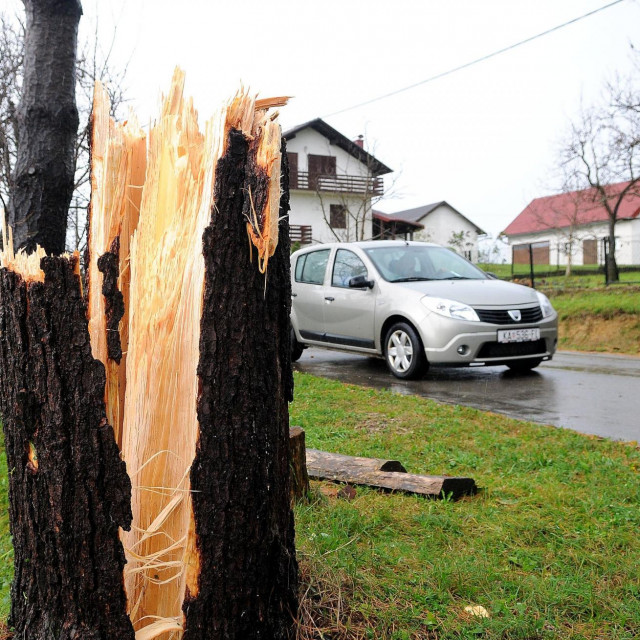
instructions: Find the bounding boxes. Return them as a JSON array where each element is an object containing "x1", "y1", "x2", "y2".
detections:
[
  {"x1": 88, "y1": 82, "x2": 146, "y2": 447},
  {"x1": 1, "y1": 69, "x2": 288, "y2": 640},
  {"x1": 88, "y1": 71, "x2": 287, "y2": 640}
]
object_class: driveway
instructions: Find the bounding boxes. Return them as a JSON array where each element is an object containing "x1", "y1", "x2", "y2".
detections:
[{"x1": 294, "y1": 349, "x2": 640, "y2": 441}]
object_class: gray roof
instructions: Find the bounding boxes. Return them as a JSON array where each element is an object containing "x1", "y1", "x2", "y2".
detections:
[
  {"x1": 283, "y1": 118, "x2": 392, "y2": 177},
  {"x1": 387, "y1": 201, "x2": 487, "y2": 235}
]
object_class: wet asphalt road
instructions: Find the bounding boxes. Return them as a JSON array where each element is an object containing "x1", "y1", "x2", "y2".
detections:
[{"x1": 294, "y1": 349, "x2": 640, "y2": 442}]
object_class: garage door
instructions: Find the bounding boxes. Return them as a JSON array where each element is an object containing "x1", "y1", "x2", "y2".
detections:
[{"x1": 512, "y1": 242, "x2": 550, "y2": 265}]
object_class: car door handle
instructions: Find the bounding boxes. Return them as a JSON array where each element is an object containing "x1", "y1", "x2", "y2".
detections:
[
  {"x1": 324, "y1": 296, "x2": 335, "y2": 302},
  {"x1": 291, "y1": 293, "x2": 297, "y2": 297}
]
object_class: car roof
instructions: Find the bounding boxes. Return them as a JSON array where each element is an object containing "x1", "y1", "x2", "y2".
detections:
[{"x1": 291, "y1": 240, "x2": 441, "y2": 258}]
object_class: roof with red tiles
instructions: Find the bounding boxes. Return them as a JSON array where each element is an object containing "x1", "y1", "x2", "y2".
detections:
[{"x1": 503, "y1": 181, "x2": 640, "y2": 236}]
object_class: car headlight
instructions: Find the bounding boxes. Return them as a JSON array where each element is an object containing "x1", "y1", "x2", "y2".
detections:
[
  {"x1": 536, "y1": 291, "x2": 555, "y2": 318},
  {"x1": 421, "y1": 296, "x2": 480, "y2": 322}
]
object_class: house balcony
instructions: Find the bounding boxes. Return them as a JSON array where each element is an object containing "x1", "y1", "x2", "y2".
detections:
[
  {"x1": 290, "y1": 224, "x2": 312, "y2": 245},
  {"x1": 290, "y1": 171, "x2": 383, "y2": 196}
]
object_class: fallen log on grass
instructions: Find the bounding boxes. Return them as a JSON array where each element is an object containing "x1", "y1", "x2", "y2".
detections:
[{"x1": 305, "y1": 448, "x2": 477, "y2": 500}]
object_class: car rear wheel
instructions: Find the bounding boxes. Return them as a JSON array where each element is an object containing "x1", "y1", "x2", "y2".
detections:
[
  {"x1": 384, "y1": 322, "x2": 428, "y2": 379},
  {"x1": 506, "y1": 358, "x2": 542, "y2": 372},
  {"x1": 291, "y1": 326, "x2": 304, "y2": 362}
]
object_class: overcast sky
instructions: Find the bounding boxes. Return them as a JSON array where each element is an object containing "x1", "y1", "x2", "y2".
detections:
[{"x1": 8, "y1": 0, "x2": 640, "y2": 237}]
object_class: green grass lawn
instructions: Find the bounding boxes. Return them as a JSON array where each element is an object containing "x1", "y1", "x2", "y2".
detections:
[
  {"x1": 2, "y1": 374, "x2": 640, "y2": 638},
  {"x1": 478, "y1": 263, "x2": 640, "y2": 289},
  {"x1": 547, "y1": 289, "x2": 640, "y2": 319},
  {"x1": 477, "y1": 265, "x2": 640, "y2": 354},
  {"x1": 291, "y1": 373, "x2": 640, "y2": 639}
]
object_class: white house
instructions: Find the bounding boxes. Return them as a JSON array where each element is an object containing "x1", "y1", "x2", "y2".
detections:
[
  {"x1": 502, "y1": 182, "x2": 640, "y2": 267},
  {"x1": 283, "y1": 119, "x2": 392, "y2": 244},
  {"x1": 374, "y1": 202, "x2": 486, "y2": 262}
]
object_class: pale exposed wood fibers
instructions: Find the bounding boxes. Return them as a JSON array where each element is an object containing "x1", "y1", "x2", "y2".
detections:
[
  {"x1": 246, "y1": 108, "x2": 283, "y2": 273},
  {"x1": 119, "y1": 68, "x2": 210, "y2": 639},
  {"x1": 102, "y1": 71, "x2": 286, "y2": 639},
  {"x1": 88, "y1": 82, "x2": 146, "y2": 447},
  {"x1": 0, "y1": 216, "x2": 46, "y2": 283}
]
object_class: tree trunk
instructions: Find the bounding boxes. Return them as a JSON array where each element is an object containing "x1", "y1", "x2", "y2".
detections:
[
  {"x1": 606, "y1": 218, "x2": 619, "y2": 283},
  {"x1": 183, "y1": 134, "x2": 298, "y2": 639},
  {"x1": 0, "y1": 255, "x2": 134, "y2": 640},
  {"x1": 8, "y1": 0, "x2": 82, "y2": 255}
]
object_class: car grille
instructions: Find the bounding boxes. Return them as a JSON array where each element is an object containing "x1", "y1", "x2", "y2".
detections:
[
  {"x1": 474, "y1": 306, "x2": 543, "y2": 325},
  {"x1": 477, "y1": 339, "x2": 547, "y2": 359}
]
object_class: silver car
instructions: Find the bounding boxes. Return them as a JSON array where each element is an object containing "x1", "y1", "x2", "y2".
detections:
[{"x1": 290, "y1": 241, "x2": 558, "y2": 379}]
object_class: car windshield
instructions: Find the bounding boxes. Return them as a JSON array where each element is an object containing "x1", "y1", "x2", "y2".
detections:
[{"x1": 363, "y1": 245, "x2": 488, "y2": 282}]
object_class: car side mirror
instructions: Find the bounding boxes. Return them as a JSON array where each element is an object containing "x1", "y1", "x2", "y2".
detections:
[{"x1": 349, "y1": 275, "x2": 374, "y2": 289}]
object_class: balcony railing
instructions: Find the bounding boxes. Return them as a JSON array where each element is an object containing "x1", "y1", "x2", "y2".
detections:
[
  {"x1": 290, "y1": 171, "x2": 383, "y2": 196},
  {"x1": 290, "y1": 225, "x2": 312, "y2": 245}
]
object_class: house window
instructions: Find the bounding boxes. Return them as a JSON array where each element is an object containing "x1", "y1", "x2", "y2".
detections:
[{"x1": 330, "y1": 204, "x2": 346, "y2": 229}]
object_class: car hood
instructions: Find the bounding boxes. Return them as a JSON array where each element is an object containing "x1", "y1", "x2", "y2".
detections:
[{"x1": 391, "y1": 279, "x2": 539, "y2": 307}]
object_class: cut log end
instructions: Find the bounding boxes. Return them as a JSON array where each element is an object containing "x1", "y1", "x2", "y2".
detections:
[{"x1": 289, "y1": 427, "x2": 310, "y2": 501}]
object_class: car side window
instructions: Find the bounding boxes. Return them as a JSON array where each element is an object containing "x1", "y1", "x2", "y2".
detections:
[
  {"x1": 295, "y1": 249, "x2": 330, "y2": 285},
  {"x1": 331, "y1": 249, "x2": 368, "y2": 288}
]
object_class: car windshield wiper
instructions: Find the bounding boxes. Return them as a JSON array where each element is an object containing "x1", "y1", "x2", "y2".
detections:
[
  {"x1": 435, "y1": 275, "x2": 474, "y2": 280},
  {"x1": 390, "y1": 276, "x2": 433, "y2": 282}
]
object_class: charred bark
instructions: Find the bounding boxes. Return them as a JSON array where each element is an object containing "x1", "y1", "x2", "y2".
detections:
[
  {"x1": 0, "y1": 256, "x2": 134, "y2": 640},
  {"x1": 96, "y1": 236, "x2": 124, "y2": 363},
  {"x1": 8, "y1": 0, "x2": 82, "y2": 255},
  {"x1": 184, "y1": 133, "x2": 298, "y2": 639}
]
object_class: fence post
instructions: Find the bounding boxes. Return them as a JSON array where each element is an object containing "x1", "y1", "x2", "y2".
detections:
[{"x1": 529, "y1": 243, "x2": 535, "y2": 289}]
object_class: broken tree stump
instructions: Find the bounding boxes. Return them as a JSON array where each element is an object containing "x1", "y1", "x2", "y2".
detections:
[
  {"x1": 289, "y1": 427, "x2": 310, "y2": 500},
  {"x1": 2, "y1": 72, "x2": 298, "y2": 640},
  {"x1": 306, "y1": 448, "x2": 477, "y2": 500}
]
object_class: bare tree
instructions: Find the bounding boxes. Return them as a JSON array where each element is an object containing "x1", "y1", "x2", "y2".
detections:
[
  {"x1": 529, "y1": 175, "x2": 599, "y2": 276},
  {"x1": 315, "y1": 138, "x2": 399, "y2": 243},
  {"x1": 559, "y1": 62, "x2": 640, "y2": 282},
  {"x1": 0, "y1": 12, "x2": 24, "y2": 217},
  {"x1": 70, "y1": 19, "x2": 129, "y2": 253},
  {"x1": 447, "y1": 229, "x2": 474, "y2": 258},
  {"x1": 0, "y1": 7, "x2": 128, "y2": 254},
  {"x1": 609, "y1": 46, "x2": 640, "y2": 116},
  {"x1": 478, "y1": 234, "x2": 509, "y2": 264}
]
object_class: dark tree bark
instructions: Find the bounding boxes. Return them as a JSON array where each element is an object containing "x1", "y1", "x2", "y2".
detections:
[
  {"x1": 8, "y1": 0, "x2": 82, "y2": 255},
  {"x1": 0, "y1": 256, "x2": 134, "y2": 640},
  {"x1": 288, "y1": 427, "x2": 310, "y2": 501},
  {"x1": 183, "y1": 134, "x2": 298, "y2": 639}
]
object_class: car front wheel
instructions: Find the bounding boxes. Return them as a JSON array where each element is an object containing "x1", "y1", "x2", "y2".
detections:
[{"x1": 384, "y1": 322, "x2": 428, "y2": 379}]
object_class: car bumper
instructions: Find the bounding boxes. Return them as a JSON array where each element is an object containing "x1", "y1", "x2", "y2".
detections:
[{"x1": 419, "y1": 314, "x2": 558, "y2": 365}]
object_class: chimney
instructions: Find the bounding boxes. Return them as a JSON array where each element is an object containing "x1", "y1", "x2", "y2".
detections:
[{"x1": 354, "y1": 135, "x2": 364, "y2": 148}]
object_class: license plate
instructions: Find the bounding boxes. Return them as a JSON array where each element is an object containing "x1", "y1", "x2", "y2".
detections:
[{"x1": 497, "y1": 328, "x2": 540, "y2": 343}]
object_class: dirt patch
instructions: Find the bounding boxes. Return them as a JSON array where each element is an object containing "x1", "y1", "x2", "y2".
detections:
[{"x1": 559, "y1": 314, "x2": 640, "y2": 355}]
